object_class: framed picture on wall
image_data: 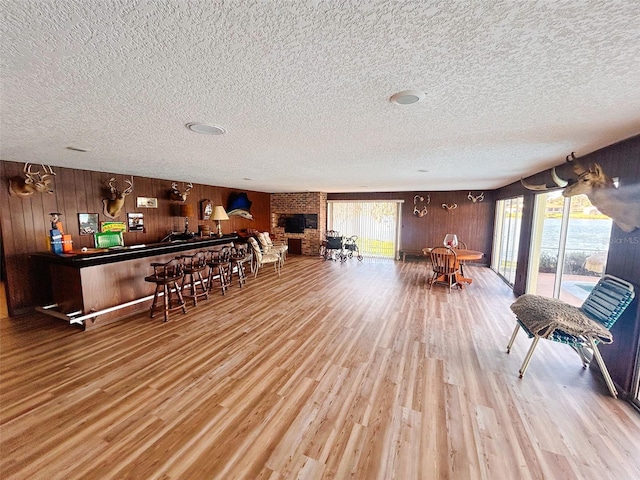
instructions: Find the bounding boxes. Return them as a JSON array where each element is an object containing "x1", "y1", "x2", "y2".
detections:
[
  {"x1": 200, "y1": 199, "x2": 213, "y2": 220},
  {"x1": 127, "y1": 212, "x2": 145, "y2": 232},
  {"x1": 78, "y1": 213, "x2": 99, "y2": 236}
]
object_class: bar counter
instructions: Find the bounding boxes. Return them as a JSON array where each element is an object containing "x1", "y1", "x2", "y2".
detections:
[{"x1": 33, "y1": 234, "x2": 240, "y2": 329}]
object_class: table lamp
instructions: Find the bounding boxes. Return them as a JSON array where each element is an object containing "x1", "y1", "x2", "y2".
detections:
[
  {"x1": 212, "y1": 206, "x2": 229, "y2": 237},
  {"x1": 180, "y1": 204, "x2": 194, "y2": 234},
  {"x1": 443, "y1": 233, "x2": 458, "y2": 248}
]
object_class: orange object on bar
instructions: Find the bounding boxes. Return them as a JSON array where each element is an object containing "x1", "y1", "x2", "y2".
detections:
[{"x1": 62, "y1": 234, "x2": 73, "y2": 253}]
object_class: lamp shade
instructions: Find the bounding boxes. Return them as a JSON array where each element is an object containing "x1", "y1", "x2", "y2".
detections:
[
  {"x1": 212, "y1": 206, "x2": 229, "y2": 221},
  {"x1": 180, "y1": 204, "x2": 194, "y2": 217}
]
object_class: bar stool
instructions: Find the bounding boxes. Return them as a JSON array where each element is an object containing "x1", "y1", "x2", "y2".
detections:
[
  {"x1": 230, "y1": 244, "x2": 250, "y2": 288},
  {"x1": 144, "y1": 258, "x2": 187, "y2": 322},
  {"x1": 206, "y1": 246, "x2": 232, "y2": 295},
  {"x1": 178, "y1": 251, "x2": 209, "y2": 306}
]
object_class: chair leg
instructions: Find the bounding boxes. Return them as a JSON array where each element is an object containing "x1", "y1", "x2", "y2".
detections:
[
  {"x1": 236, "y1": 261, "x2": 246, "y2": 287},
  {"x1": 518, "y1": 336, "x2": 540, "y2": 378},
  {"x1": 218, "y1": 266, "x2": 228, "y2": 295},
  {"x1": 199, "y1": 271, "x2": 209, "y2": 299},
  {"x1": 163, "y1": 284, "x2": 170, "y2": 322},
  {"x1": 588, "y1": 337, "x2": 618, "y2": 398},
  {"x1": 174, "y1": 281, "x2": 187, "y2": 314},
  {"x1": 150, "y1": 284, "x2": 161, "y2": 318},
  {"x1": 570, "y1": 345, "x2": 590, "y2": 369},
  {"x1": 506, "y1": 324, "x2": 520, "y2": 353}
]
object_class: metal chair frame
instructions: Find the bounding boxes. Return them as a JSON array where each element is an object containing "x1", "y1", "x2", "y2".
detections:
[{"x1": 507, "y1": 274, "x2": 635, "y2": 398}]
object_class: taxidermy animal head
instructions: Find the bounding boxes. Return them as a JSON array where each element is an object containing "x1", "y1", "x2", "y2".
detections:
[
  {"x1": 522, "y1": 152, "x2": 640, "y2": 232},
  {"x1": 103, "y1": 177, "x2": 133, "y2": 219},
  {"x1": 9, "y1": 163, "x2": 56, "y2": 197},
  {"x1": 170, "y1": 182, "x2": 193, "y2": 202}
]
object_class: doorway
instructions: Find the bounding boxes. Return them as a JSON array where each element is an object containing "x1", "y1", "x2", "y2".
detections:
[
  {"x1": 526, "y1": 191, "x2": 612, "y2": 306},
  {"x1": 491, "y1": 196, "x2": 524, "y2": 287},
  {"x1": 327, "y1": 201, "x2": 402, "y2": 258}
]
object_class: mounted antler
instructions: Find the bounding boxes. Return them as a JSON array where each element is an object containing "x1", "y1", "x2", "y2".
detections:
[
  {"x1": 442, "y1": 203, "x2": 458, "y2": 211},
  {"x1": 520, "y1": 153, "x2": 573, "y2": 191},
  {"x1": 413, "y1": 194, "x2": 430, "y2": 217},
  {"x1": 103, "y1": 177, "x2": 134, "y2": 219},
  {"x1": 9, "y1": 163, "x2": 56, "y2": 197},
  {"x1": 467, "y1": 192, "x2": 484, "y2": 203},
  {"x1": 169, "y1": 182, "x2": 193, "y2": 202}
]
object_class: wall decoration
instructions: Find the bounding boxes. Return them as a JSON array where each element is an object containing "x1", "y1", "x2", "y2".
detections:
[
  {"x1": 521, "y1": 152, "x2": 640, "y2": 232},
  {"x1": 200, "y1": 199, "x2": 213, "y2": 220},
  {"x1": 413, "y1": 194, "x2": 430, "y2": 217},
  {"x1": 8, "y1": 163, "x2": 56, "y2": 197},
  {"x1": 169, "y1": 182, "x2": 193, "y2": 202},
  {"x1": 78, "y1": 213, "x2": 99, "y2": 235},
  {"x1": 467, "y1": 192, "x2": 484, "y2": 203},
  {"x1": 136, "y1": 197, "x2": 158, "y2": 208},
  {"x1": 100, "y1": 221, "x2": 127, "y2": 233},
  {"x1": 227, "y1": 192, "x2": 253, "y2": 219},
  {"x1": 103, "y1": 177, "x2": 133, "y2": 219},
  {"x1": 127, "y1": 212, "x2": 144, "y2": 232},
  {"x1": 442, "y1": 203, "x2": 458, "y2": 211}
]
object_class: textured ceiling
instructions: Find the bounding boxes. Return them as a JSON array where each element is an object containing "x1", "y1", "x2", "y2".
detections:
[{"x1": 1, "y1": 0, "x2": 639, "y2": 193}]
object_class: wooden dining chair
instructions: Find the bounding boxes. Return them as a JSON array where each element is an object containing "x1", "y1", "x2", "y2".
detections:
[{"x1": 429, "y1": 246, "x2": 460, "y2": 293}]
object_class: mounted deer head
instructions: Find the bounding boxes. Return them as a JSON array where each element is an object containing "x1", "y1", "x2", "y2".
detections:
[
  {"x1": 103, "y1": 177, "x2": 133, "y2": 219},
  {"x1": 169, "y1": 182, "x2": 193, "y2": 202},
  {"x1": 562, "y1": 163, "x2": 639, "y2": 232},
  {"x1": 8, "y1": 163, "x2": 56, "y2": 197},
  {"x1": 522, "y1": 152, "x2": 640, "y2": 232}
]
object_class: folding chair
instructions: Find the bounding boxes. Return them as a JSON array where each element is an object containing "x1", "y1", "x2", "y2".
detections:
[{"x1": 507, "y1": 274, "x2": 635, "y2": 398}]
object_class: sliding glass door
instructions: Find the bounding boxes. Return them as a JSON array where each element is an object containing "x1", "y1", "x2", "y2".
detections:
[
  {"x1": 526, "y1": 191, "x2": 612, "y2": 306},
  {"x1": 491, "y1": 197, "x2": 524, "y2": 287},
  {"x1": 327, "y1": 201, "x2": 401, "y2": 258}
]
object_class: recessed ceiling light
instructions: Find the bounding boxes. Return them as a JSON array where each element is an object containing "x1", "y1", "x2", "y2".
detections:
[
  {"x1": 185, "y1": 122, "x2": 226, "y2": 135},
  {"x1": 390, "y1": 89, "x2": 425, "y2": 105},
  {"x1": 66, "y1": 146, "x2": 88, "y2": 152},
  {"x1": 243, "y1": 178, "x2": 252, "y2": 181},
  {"x1": 417, "y1": 169, "x2": 429, "y2": 173}
]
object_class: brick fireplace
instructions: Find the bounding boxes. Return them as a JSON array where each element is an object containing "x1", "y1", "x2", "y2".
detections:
[{"x1": 271, "y1": 192, "x2": 327, "y2": 256}]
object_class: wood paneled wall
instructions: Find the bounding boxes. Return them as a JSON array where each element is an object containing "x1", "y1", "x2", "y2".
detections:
[
  {"x1": 495, "y1": 134, "x2": 640, "y2": 396},
  {"x1": 327, "y1": 190, "x2": 495, "y2": 262},
  {"x1": 0, "y1": 160, "x2": 270, "y2": 316}
]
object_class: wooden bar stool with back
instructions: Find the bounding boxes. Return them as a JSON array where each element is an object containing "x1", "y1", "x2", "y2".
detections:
[{"x1": 144, "y1": 258, "x2": 188, "y2": 322}]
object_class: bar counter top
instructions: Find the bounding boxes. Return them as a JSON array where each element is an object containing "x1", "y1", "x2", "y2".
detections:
[
  {"x1": 32, "y1": 233, "x2": 243, "y2": 329},
  {"x1": 32, "y1": 234, "x2": 240, "y2": 268}
]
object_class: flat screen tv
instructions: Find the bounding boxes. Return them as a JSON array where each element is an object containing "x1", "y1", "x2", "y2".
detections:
[{"x1": 285, "y1": 215, "x2": 305, "y2": 233}]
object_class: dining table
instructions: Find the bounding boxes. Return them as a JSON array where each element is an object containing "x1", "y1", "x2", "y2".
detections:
[{"x1": 422, "y1": 247, "x2": 484, "y2": 288}]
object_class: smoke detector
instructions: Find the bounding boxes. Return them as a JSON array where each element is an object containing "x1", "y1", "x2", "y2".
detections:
[
  {"x1": 185, "y1": 122, "x2": 226, "y2": 135},
  {"x1": 390, "y1": 90, "x2": 425, "y2": 105}
]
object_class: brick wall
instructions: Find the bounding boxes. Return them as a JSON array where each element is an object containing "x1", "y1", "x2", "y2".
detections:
[{"x1": 271, "y1": 192, "x2": 327, "y2": 255}]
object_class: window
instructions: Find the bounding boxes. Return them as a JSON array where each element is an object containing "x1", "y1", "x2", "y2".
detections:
[
  {"x1": 492, "y1": 197, "x2": 524, "y2": 286},
  {"x1": 526, "y1": 191, "x2": 612, "y2": 306},
  {"x1": 327, "y1": 201, "x2": 402, "y2": 258}
]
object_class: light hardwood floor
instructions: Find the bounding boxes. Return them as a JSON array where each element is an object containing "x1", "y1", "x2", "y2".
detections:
[{"x1": 1, "y1": 256, "x2": 639, "y2": 479}]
